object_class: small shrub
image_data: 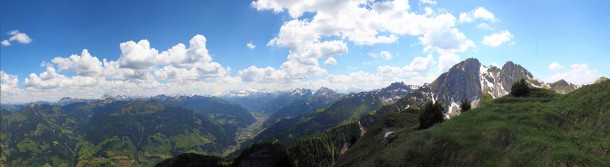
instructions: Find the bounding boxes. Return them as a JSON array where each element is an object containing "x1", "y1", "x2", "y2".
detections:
[
  {"x1": 511, "y1": 78, "x2": 530, "y2": 97},
  {"x1": 459, "y1": 97, "x2": 471, "y2": 112},
  {"x1": 480, "y1": 92, "x2": 494, "y2": 105},
  {"x1": 418, "y1": 101, "x2": 445, "y2": 130}
]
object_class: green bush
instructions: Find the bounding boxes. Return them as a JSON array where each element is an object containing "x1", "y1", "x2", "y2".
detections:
[
  {"x1": 418, "y1": 101, "x2": 445, "y2": 129},
  {"x1": 511, "y1": 78, "x2": 530, "y2": 97},
  {"x1": 480, "y1": 93, "x2": 493, "y2": 105},
  {"x1": 459, "y1": 97, "x2": 471, "y2": 112}
]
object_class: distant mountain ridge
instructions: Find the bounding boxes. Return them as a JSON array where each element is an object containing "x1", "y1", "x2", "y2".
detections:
[
  {"x1": 263, "y1": 87, "x2": 345, "y2": 127},
  {"x1": 218, "y1": 88, "x2": 316, "y2": 113}
]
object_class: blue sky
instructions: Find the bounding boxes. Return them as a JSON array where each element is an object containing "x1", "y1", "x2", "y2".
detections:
[{"x1": 1, "y1": 0, "x2": 609, "y2": 103}]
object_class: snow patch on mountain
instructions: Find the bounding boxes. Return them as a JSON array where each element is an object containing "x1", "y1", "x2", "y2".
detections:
[{"x1": 448, "y1": 101, "x2": 460, "y2": 118}]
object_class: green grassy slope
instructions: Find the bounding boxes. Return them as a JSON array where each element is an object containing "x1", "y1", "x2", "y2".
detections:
[
  {"x1": 336, "y1": 81, "x2": 610, "y2": 166},
  {"x1": 336, "y1": 112, "x2": 419, "y2": 167}
]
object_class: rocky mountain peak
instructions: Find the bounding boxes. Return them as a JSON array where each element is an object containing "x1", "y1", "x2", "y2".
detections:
[
  {"x1": 502, "y1": 61, "x2": 515, "y2": 68},
  {"x1": 381, "y1": 82, "x2": 414, "y2": 94},
  {"x1": 314, "y1": 87, "x2": 336, "y2": 96},
  {"x1": 378, "y1": 82, "x2": 416, "y2": 104},
  {"x1": 550, "y1": 79, "x2": 579, "y2": 94},
  {"x1": 452, "y1": 58, "x2": 481, "y2": 72},
  {"x1": 551, "y1": 79, "x2": 569, "y2": 86},
  {"x1": 429, "y1": 59, "x2": 548, "y2": 117},
  {"x1": 57, "y1": 97, "x2": 91, "y2": 106},
  {"x1": 288, "y1": 88, "x2": 313, "y2": 97},
  {"x1": 463, "y1": 57, "x2": 480, "y2": 63},
  {"x1": 386, "y1": 82, "x2": 408, "y2": 90},
  {"x1": 593, "y1": 76, "x2": 609, "y2": 84}
]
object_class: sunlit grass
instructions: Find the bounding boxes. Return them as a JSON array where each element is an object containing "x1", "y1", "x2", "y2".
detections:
[{"x1": 337, "y1": 81, "x2": 610, "y2": 166}]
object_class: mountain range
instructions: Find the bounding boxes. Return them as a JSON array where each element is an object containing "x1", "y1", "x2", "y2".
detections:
[
  {"x1": 335, "y1": 79, "x2": 610, "y2": 166},
  {"x1": 1, "y1": 58, "x2": 608, "y2": 166},
  {"x1": 1, "y1": 96, "x2": 254, "y2": 166}
]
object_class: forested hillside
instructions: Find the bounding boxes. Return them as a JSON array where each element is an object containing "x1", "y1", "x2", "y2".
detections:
[{"x1": 0, "y1": 98, "x2": 254, "y2": 166}]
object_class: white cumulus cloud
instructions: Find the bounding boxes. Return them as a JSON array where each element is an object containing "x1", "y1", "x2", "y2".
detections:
[
  {"x1": 247, "y1": 41, "x2": 256, "y2": 49},
  {"x1": 545, "y1": 63, "x2": 599, "y2": 85},
  {"x1": 2, "y1": 34, "x2": 235, "y2": 103},
  {"x1": 114, "y1": 35, "x2": 230, "y2": 81},
  {"x1": 51, "y1": 49, "x2": 104, "y2": 77},
  {"x1": 482, "y1": 30, "x2": 513, "y2": 47},
  {"x1": 378, "y1": 54, "x2": 435, "y2": 77},
  {"x1": 437, "y1": 52, "x2": 461, "y2": 72},
  {"x1": 254, "y1": 0, "x2": 480, "y2": 79},
  {"x1": 118, "y1": 39, "x2": 160, "y2": 70},
  {"x1": 420, "y1": 0, "x2": 437, "y2": 5},
  {"x1": 419, "y1": 26, "x2": 475, "y2": 54},
  {"x1": 1, "y1": 40, "x2": 10, "y2": 46},
  {"x1": 1, "y1": 71, "x2": 20, "y2": 94},
  {"x1": 548, "y1": 62, "x2": 564, "y2": 71},
  {"x1": 237, "y1": 66, "x2": 286, "y2": 82},
  {"x1": 324, "y1": 57, "x2": 337, "y2": 65},
  {"x1": 459, "y1": 7, "x2": 498, "y2": 23},
  {"x1": 308, "y1": 54, "x2": 437, "y2": 92},
  {"x1": 24, "y1": 67, "x2": 100, "y2": 89},
  {"x1": 2, "y1": 30, "x2": 32, "y2": 46}
]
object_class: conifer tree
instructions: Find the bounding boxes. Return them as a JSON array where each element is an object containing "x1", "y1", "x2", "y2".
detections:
[
  {"x1": 459, "y1": 97, "x2": 471, "y2": 112},
  {"x1": 510, "y1": 78, "x2": 530, "y2": 97},
  {"x1": 418, "y1": 101, "x2": 445, "y2": 129}
]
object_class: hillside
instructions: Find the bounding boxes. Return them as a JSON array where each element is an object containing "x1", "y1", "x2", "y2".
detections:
[
  {"x1": 234, "y1": 59, "x2": 570, "y2": 166},
  {"x1": 155, "y1": 143, "x2": 294, "y2": 167},
  {"x1": 77, "y1": 100, "x2": 232, "y2": 166},
  {"x1": 549, "y1": 79, "x2": 579, "y2": 94},
  {"x1": 287, "y1": 122, "x2": 362, "y2": 167},
  {"x1": 0, "y1": 99, "x2": 249, "y2": 166},
  {"x1": 263, "y1": 87, "x2": 344, "y2": 127},
  {"x1": 245, "y1": 82, "x2": 416, "y2": 148},
  {"x1": 0, "y1": 104, "x2": 81, "y2": 167},
  {"x1": 336, "y1": 80, "x2": 610, "y2": 166},
  {"x1": 153, "y1": 95, "x2": 255, "y2": 134}
]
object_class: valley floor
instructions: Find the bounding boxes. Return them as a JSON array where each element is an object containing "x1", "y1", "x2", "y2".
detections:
[{"x1": 223, "y1": 112, "x2": 269, "y2": 156}]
